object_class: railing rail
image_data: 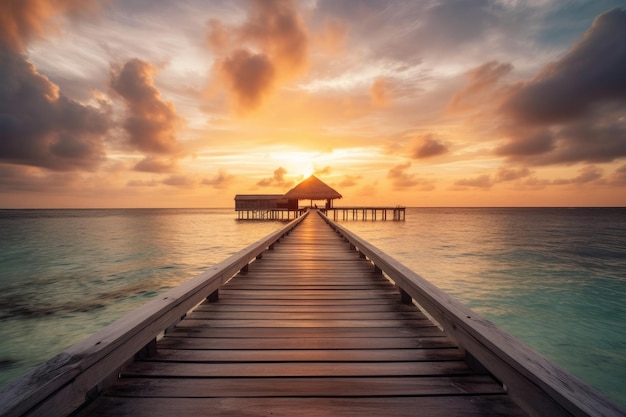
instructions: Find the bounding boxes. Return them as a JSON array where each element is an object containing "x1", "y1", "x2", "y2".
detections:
[
  {"x1": 318, "y1": 210, "x2": 624, "y2": 417},
  {"x1": 0, "y1": 212, "x2": 308, "y2": 417}
]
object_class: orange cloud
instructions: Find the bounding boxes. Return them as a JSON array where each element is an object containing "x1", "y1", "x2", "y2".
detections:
[
  {"x1": 202, "y1": 169, "x2": 236, "y2": 189},
  {"x1": 387, "y1": 162, "x2": 435, "y2": 191},
  {"x1": 208, "y1": 0, "x2": 309, "y2": 112},
  {"x1": 257, "y1": 166, "x2": 293, "y2": 188},
  {"x1": 370, "y1": 77, "x2": 391, "y2": 107},
  {"x1": 413, "y1": 134, "x2": 449, "y2": 159},
  {"x1": 316, "y1": 18, "x2": 349, "y2": 55},
  {"x1": 448, "y1": 60, "x2": 512, "y2": 113},
  {"x1": 0, "y1": 0, "x2": 98, "y2": 53},
  {"x1": 110, "y1": 58, "x2": 184, "y2": 156}
]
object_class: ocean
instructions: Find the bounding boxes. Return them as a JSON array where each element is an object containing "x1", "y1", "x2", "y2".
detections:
[{"x1": 0, "y1": 207, "x2": 624, "y2": 407}]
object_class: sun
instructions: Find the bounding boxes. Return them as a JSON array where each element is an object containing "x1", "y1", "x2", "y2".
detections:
[{"x1": 271, "y1": 150, "x2": 316, "y2": 178}]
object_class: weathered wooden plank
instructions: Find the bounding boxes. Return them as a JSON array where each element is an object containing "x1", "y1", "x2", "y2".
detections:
[
  {"x1": 146, "y1": 348, "x2": 464, "y2": 362},
  {"x1": 216, "y1": 290, "x2": 400, "y2": 300},
  {"x1": 185, "y1": 311, "x2": 428, "y2": 320},
  {"x1": 173, "y1": 319, "x2": 432, "y2": 328},
  {"x1": 192, "y1": 303, "x2": 416, "y2": 313},
  {"x1": 74, "y1": 395, "x2": 529, "y2": 417},
  {"x1": 167, "y1": 326, "x2": 443, "y2": 338},
  {"x1": 121, "y1": 361, "x2": 474, "y2": 378},
  {"x1": 209, "y1": 298, "x2": 397, "y2": 306},
  {"x1": 105, "y1": 375, "x2": 505, "y2": 397},
  {"x1": 156, "y1": 336, "x2": 457, "y2": 350}
]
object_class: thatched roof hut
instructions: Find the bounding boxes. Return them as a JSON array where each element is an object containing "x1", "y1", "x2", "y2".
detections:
[{"x1": 284, "y1": 175, "x2": 342, "y2": 208}]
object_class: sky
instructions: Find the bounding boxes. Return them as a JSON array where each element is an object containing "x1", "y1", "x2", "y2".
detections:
[{"x1": 1, "y1": 0, "x2": 626, "y2": 208}]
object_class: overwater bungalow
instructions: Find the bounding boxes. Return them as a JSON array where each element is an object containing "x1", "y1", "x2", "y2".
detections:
[{"x1": 234, "y1": 175, "x2": 342, "y2": 219}]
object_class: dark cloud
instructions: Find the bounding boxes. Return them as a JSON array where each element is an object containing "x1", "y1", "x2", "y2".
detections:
[
  {"x1": 257, "y1": 166, "x2": 293, "y2": 187},
  {"x1": 413, "y1": 134, "x2": 448, "y2": 159},
  {"x1": 495, "y1": 127, "x2": 555, "y2": 157},
  {"x1": 215, "y1": 49, "x2": 275, "y2": 111},
  {"x1": 202, "y1": 169, "x2": 235, "y2": 189},
  {"x1": 0, "y1": 0, "x2": 109, "y2": 172},
  {"x1": 0, "y1": 164, "x2": 76, "y2": 192},
  {"x1": 502, "y1": 8, "x2": 626, "y2": 125},
  {"x1": 387, "y1": 162, "x2": 435, "y2": 190},
  {"x1": 0, "y1": 48, "x2": 110, "y2": 171},
  {"x1": 110, "y1": 58, "x2": 183, "y2": 155},
  {"x1": 496, "y1": 8, "x2": 626, "y2": 166},
  {"x1": 209, "y1": 0, "x2": 309, "y2": 112}
]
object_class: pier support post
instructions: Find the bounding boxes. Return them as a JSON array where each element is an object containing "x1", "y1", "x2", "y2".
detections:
[
  {"x1": 208, "y1": 289, "x2": 219, "y2": 302},
  {"x1": 399, "y1": 288, "x2": 412, "y2": 304},
  {"x1": 135, "y1": 337, "x2": 157, "y2": 359}
]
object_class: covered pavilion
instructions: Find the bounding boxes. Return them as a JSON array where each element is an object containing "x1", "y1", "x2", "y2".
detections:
[{"x1": 283, "y1": 175, "x2": 342, "y2": 209}]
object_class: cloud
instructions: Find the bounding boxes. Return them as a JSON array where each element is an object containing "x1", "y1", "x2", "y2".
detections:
[
  {"x1": 454, "y1": 174, "x2": 493, "y2": 189},
  {"x1": 370, "y1": 77, "x2": 390, "y2": 107},
  {"x1": 502, "y1": 8, "x2": 626, "y2": 125},
  {"x1": 551, "y1": 165, "x2": 603, "y2": 185},
  {"x1": 495, "y1": 166, "x2": 531, "y2": 182},
  {"x1": 608, "y1": 164, "x2": 626, "y2": 185},
  {"x1": 387, "y1": 162, "x2": 435, "y2": 190},
  {"x1": 133, "y1": 156, "x2": 177, "y2": 173},
  {"x1": 413, "y1": 134, "x2": 449, "y2": 159},
  {"x1": 215, "y1": 49, "x2": 276, "y2": 111},
  {"x1": 315, "y1": 18, "x2": 349, "y2": 55},
  {"x1": 109, "y1": 58, "x2": 184, "y2": 155},
  {"x1": 257, "y1": 166, "x2": 293, "y2": 188},
  {"x1": 127, "y1": 179, "x2": 159, "y2": 187},
  {"x1": 0, "y1": 2, "x2": 110, "y2": 172},
  {"x1": 208, "y1": 0, "x2": 309, "y2": 112},
  {"x1": 496, "y1": 8, "x2": 626, "y2": 166},
  {"x1": 448, "y1": 61, "x2": 512, "y2": 113},
  {"x1": 161, "y1": 175, "x2": 195, "y2": 188},
  {"x1": 339, "y1": 174, "x2": 362, "y2": 187},
  {"x1": 0, "y1": 0, "x2": 99, "y2": 54},
  {"x1": 313, "y1": 165, "x2": 332, "y2": 176},
  {"x1": 202, "y1": 169, "x2": 235, "y2": 189}
]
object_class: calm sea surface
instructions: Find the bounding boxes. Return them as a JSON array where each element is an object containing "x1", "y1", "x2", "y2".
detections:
[{"x1": 0, "y1": 208, "x2": 624, "y2": 407}]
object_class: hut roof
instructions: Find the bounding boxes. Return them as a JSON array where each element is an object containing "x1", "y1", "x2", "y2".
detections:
[{"x1": 283, "y1": 175, "x2": 342, "y2": 200}]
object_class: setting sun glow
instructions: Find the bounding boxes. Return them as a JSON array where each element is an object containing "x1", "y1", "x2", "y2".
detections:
[{"x1": 1, "y1": 1, "x2": 625, "y2": 208}]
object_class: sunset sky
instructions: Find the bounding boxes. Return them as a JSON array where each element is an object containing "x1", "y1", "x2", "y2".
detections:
[{"x1": 1, "y1": 0, "x2": 626, "y2": 207}]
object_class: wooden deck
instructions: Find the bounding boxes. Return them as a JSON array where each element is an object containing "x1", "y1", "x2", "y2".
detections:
[{"x1": 74, "y1": 212, "x2": 526, "y2": 417}]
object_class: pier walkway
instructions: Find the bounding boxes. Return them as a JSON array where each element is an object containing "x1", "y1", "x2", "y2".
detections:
[
  {"x1": 74, "y1": 212, "x2": 524, "y2": 417},
  {"x1": 2, "y1": 210, "x2": 623, "y2": 417}
]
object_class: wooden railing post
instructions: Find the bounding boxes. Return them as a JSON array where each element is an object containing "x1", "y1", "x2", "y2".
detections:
[
  {"x1": 207, "y1": 289, "x2": 219, "y2": 302},
  {"x1": 399, "y1": 288, "x2": 412, "y2": 304}
]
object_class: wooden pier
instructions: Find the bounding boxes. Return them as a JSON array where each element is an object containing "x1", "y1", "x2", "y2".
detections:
[
  {"x1": 235, "y1": 208, "x2": 305, "y2": 220},
  {"x1": 325, "y1": 206, "x2": 406, "y2": 221},
  {"x1": 0, "y1": 210, "x2": 623, "y2": 417}
]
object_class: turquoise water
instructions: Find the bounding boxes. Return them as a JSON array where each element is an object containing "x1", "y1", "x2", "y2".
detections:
[
  {"x1": 0, "y1": 207, "x2": 624, "y2": 407},
  {"x1": 340, "y1": 207, "x2": 626, "y2": 407}
]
